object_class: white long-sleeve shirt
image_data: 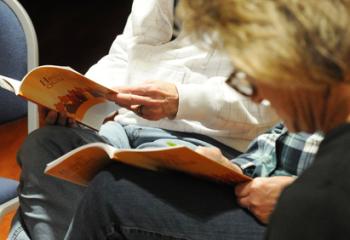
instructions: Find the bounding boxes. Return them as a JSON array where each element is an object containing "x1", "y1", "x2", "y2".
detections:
[{"x1": 85, "y1": 0, "x2": 279, "y2": 151}]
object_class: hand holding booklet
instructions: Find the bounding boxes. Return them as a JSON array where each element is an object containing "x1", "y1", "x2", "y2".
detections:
[
  {"x1": 44, "y1": 142, "x2": 251, "y2": 186},
  {"x1": 0, "y1": 65, "x2": 119, "y2": 130}
]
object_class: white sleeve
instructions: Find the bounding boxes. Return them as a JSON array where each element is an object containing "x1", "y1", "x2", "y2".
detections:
[
  {"x1": 84, "y1": 15, "x2": 131, "y2": 87},
  {"x1": 85, "y1": 0, "x2": 175, "y2": 88},
  {"x1": 175, "y1": 78, "x2": 279, "y2": 136}
]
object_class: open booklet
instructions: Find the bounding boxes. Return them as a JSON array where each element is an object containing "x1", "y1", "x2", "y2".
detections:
[
  {"x1": 45, "y1": 142, "x2": 252, "y2": 186},
  {"x1": 0, "y1": 65, "x2": 119, "y2": 130}
]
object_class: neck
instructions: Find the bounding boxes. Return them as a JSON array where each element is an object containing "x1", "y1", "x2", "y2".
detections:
[
  {"x1": 321, "y1": 83, "x2": 350, "y2": 133},
  {"x1": 346, "y1": 113, "x2": 350, "y2": 125}
]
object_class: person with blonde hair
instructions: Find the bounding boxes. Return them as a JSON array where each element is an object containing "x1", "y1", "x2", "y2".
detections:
[
  {"x1": 63, "y1": 0, "x2": 350, "y2": 239},
  {"x1": 178, "y1": 0, "x2": 350, "y2": 239}
]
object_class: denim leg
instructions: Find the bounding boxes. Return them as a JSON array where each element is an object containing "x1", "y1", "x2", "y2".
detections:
[
  {"x1": 122, "y1": 124, "x2": 241, "y2": 159},
  {"x1": 10, "y1": 122, "x2": 242, "y2": 239},
  {"x1": 8, "y1": 212, "x2": 30, "y2": 240},
  {"x1": 65, "y1": 163, "x2": 265, "y2": 240},
  {"x1": 8, "y1": 125, "x2": 117, "y2": 240},
  {"x1": 99, "y1": 121, "x2": 131, "y2": 149}
]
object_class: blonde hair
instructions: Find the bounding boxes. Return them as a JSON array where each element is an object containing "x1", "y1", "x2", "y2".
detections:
[{"x1": 178, "y1": 0, "x2": 350, "y2": 88}]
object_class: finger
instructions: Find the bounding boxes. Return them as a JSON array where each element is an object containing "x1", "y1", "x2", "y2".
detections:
[
  {"x1": 38, "y1": 106, "x2": 50, "y2": 126},
  {"x1": 68, "y1": 118, "x2": 78, "y2": 128},
  {"x1": 115, "y1": 85, "x2": 150, "y2": 96},
  {"x1": 45, "y1": 111, "x2": 58, "y2": 125},
  {"x1": 195, "y1": 146, "x2": 219, "y2": 154},
  {"x1": 38, "y1": 106, "x2": 49, "y2": 116},
  {"x1": 57, "y1": 112, "x2": 68, "y2": 126},
  {"x1": 129, "y1": 104, "x2": 163, "y2": 121},
  {"x1": 195, "y1": 146, "x2": 208, "y2": 155},
  {"x1": 132, "y1": 104, "x2": 143, "y2": 117},
  {"x1": 106, "y1": 92, "x2": 117, "y2": 101},
  {"x1": 237, "y1": 196, "x2": 250, "y2": 209},
  {"x1": 116, "y1": 84, "x2": 164, "y2": 97},
  {"x1": 138, "y1": 107, "x2": 163, "y2": 121},
  {"x1": 235, "y1": 182, "x2": 251, "y2": 198},
  {"x1": 114, "y1": 93, "x2": 164, "y2": 107},
  {"x1": 106, "y1": 93, "x2": 147, "y2": 110},
  {"x1": 102, "y1": 111, "x2": 118, "y2": 124},
  {"x1": 195, "y1": 147, "x2": 223, "y2": 161}
]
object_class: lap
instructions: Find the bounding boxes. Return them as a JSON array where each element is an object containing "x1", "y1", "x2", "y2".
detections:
[
  {"x1": 15, "y1": 122, "x2": 243, "y2": 239},
  {"x1": 67, "y1": 163, "x2": 265, "y2": 240},
  {"x1": 101, "y1": 121, "x2": 240, "y2": 159}
]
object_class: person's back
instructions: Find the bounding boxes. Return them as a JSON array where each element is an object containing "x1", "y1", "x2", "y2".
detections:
[{"x1": 267, "y1": 124, "x2": 350, "y2": 240}]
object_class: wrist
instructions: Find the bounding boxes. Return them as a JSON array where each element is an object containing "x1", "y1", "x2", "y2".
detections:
[{"x1": 167, "y1": 86, "x2": 179, "y2": 119}]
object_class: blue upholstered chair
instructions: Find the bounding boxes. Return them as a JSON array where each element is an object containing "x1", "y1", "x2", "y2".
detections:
[
  {"x1": 0, "y1": 0, "x2": 39, "y2": 219},
  {"x1": 0, "y1": 178, "x2": 19, "y2": 217}
]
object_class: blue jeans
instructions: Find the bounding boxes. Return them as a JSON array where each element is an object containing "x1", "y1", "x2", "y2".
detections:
[
  {"x1": 9, "y1": 121, "x2": 264, "y2": 239},
  {"x1": 65, "y1": 163, "x2": 265, "y2": 240}
]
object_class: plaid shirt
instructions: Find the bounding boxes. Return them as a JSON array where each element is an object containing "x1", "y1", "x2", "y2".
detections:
[{"x1": 231, "y1": 123, "x2": 324, "y2": 178}]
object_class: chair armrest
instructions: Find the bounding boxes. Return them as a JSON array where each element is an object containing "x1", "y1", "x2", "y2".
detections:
[
  {"x1": 27, "y1": 102, "x2": 39, "y2": 133},
  {"x1": 0, "y1": 197, "x2": 19, "y2": 220}
]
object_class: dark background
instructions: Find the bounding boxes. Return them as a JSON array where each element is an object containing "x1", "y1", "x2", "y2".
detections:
[{"x1": 18, "y1": 0, "x2": 132, "y2": 73}]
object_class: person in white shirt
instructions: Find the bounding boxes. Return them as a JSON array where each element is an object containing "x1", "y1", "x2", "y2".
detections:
[
  {"x1": 9, "y1": 0, "x2": 278, "y2": 239},
  {"x1": 85, "y1": 0, "x2": 277, "y2": 152}
]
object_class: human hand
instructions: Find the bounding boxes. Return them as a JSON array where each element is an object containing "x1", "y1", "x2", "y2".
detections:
[
  {"x1": 107, "y1": 80, "x2": 179, "y2": 121},
  {"x1": 235, "y1": 176, "x2": 295, "y2": 224},
  {"x1": 38, "y1": 106, "x2": 77, "y2": 127},
  {"x1": 195, "y1": 146, "x2": 243, "y2": 173}
]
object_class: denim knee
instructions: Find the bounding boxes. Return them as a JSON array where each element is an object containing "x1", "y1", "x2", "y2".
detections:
[
  {"x1": 17, "y1": 126, "x2": 100, "y2": 170},
  {"x1": 17, "y1": 126, "x2": 68, "y2": 168}
]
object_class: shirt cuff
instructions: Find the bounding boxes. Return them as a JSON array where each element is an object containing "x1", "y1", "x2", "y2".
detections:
[
  {"x1": 231, "y1": 158, "x2": 256, "y2": 177},
  {"x1": 174, "y1": 83, "x2": 211, "y2": 121}
]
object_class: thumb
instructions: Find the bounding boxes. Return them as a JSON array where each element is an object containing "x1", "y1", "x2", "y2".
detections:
[{"x1": 105, "y1": 92, "x2": 119, "y2": 102}]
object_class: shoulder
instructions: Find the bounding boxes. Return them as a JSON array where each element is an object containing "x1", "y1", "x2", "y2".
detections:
[
  {"x1": 266, "y1": 183, "x2": 327, "y2": 239},
  {"x1": 267, "y1": 166, "x2": 350, "y2": 239}
]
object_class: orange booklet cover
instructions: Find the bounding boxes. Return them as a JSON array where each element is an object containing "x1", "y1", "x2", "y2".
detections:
[
  {"x1": 0, "y1": 65, "x2": 119, "y2": 130},
  {"x1": 44, "y1": 142, "x2": 252, "y2": 186}
]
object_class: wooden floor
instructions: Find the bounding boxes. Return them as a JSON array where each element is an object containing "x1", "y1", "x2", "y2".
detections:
[
  {"x1": 0, "y1": 117, "x2": 27, "y2": 239},
  {"x1": 0, "y1": 117, "x2": 26, "y2": 179}
]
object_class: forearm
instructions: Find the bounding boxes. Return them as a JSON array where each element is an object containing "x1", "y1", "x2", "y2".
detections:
[
  {"x1": 175, "y1": 81, "x2": 279, "y2": 139},
  {"x1": 230, "y1": 123, "x2": 285, "y2": 177}
]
